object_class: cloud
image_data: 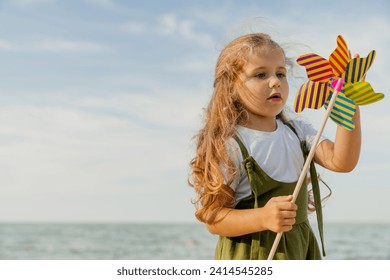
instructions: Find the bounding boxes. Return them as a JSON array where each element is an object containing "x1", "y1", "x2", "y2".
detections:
[
  {"x1": 76, "y1": 88, "x2": 209, "y2": 129},
  {"x1": 0, "y1": 38, "x2": 111, "y2": 53},
  {"x1": 0, "y1": 39, "x2": 15, "y2": 51},
  {"x1": 121, "y1": 14, "x2": 215, "y2": 48},
  {"x1": 0, "y1": 84, "x2": 206, "y2": 185},
  {"x1": 0, "y1": 88, "x2": 198, "y2": 222},
  {"x1": 0, "y1": 104, "x2": 167, "y2": 189},
  {"x1": 120, "y1": 21, "x2": 147, "y2": 35},
  {"x1": 7, "y1": 0, "x2": 54, "y2": 6},
  {"x1": 84, "y1": 0, "x2": 121, "y2": 11},
  {"x1": 36, "y1": 39, "x2": 112, "y2": 53},
  {"x1": 156, "y1": 14, "x2": 214, "y2": 47}
]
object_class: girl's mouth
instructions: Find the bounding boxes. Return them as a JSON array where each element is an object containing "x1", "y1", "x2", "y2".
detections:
[{"x1": 268, "y1": 93, "x2": 282, "y2": 101}]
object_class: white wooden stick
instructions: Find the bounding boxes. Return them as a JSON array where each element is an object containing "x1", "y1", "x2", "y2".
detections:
[{"x1": 267, "y1": 78, "x2": 344, "y2": 260}]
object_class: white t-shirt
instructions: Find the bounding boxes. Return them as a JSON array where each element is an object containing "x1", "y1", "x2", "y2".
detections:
[{"x1": 226, "y1": 118, "x2": 327, "y2": 204}]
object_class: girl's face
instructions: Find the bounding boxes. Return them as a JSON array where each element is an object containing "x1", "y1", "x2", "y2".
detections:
[{"x1": 238, "y1": 47, "x2": 288, "y2": 130}]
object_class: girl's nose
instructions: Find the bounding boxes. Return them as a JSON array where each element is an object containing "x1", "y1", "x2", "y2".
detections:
[{"x1": 269, "y1": 77, "x2": 281, "y2": 89}]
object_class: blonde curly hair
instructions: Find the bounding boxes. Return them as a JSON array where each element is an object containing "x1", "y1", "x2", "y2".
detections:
[{"x1": 189, "y1": 33, "x2": 289, "y2": 224}]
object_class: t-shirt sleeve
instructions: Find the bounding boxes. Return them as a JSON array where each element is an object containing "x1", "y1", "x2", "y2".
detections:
[
  {"x1": 290, "y1": 119, "x2": 328, "y2": 150},
  {"x1": 223, "y1": 138, "x2": 244, "y2": 192}
]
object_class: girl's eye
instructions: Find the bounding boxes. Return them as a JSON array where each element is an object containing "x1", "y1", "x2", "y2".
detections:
[
  {"x1": 255, "y1": 72, "x2": 286, "y2": 79},
  {"x1": 277, "y1": 72, "x2": 286, "y2": 78},
  {"x1": 255, "y1": 72, "x2": 267, "y2": 79}
]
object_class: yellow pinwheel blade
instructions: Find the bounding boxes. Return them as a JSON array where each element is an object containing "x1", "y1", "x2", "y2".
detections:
[
  {"x1": 294, "y1": 81, "x2": 330, "y2": 113},
  {"x1": 343, "y1": 81, "x2": 385, "y2": 105},
  {"x1": 343, "y1": 51, "x2": 376, "y2": 83}
]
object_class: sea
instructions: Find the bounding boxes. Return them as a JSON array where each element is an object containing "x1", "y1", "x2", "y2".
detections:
[{"x1": 0, "y1": 223, "x2": 389, "y2": 260}]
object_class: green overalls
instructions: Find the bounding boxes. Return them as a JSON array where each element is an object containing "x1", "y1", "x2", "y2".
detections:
[{"x1": 215, "y1": 123, "x2": 325, "y2": 260}]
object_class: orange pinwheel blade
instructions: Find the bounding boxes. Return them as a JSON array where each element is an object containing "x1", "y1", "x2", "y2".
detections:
[
  {"x1": 329, "y1": 35, "x2": 350, "y2": 77},
  {"x1": 296, "y1": 54, "x2": 333, "y2": 83}
]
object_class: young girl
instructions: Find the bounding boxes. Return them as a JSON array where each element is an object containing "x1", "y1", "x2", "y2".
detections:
[{"x1": 189, "y1": 33, "x2": 361, "y2": 260}]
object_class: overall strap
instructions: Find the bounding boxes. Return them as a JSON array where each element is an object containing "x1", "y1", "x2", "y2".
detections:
[
  {"x1": 232, "y1": 134, "x2": 261, "y2": 259},
  {"x1": 232, "y1": 135, "x2": 260, "y2": 210},
  {"x1": 233, "y1": 135, "x2": 249, "y2": 160},
  {"x1": 284, "y1": 121, "x2": 326, "y2": 257}
]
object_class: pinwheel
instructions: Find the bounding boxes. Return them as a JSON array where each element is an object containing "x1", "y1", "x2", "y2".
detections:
[
  {"x1": 268, "y1": 35, "x2": 385, "y2": 260},
  {"x1": 293, "y1": 35, "x2": 384, "y2": 130}
]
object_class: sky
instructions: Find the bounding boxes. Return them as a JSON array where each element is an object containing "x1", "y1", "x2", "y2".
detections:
[{"x1": 0, "y1": 0, "x2": 389, "y2": 224}]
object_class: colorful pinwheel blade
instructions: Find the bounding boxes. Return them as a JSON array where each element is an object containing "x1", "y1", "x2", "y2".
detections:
[
  {"x1": 329, "y1": 35, "x2": 350, "y2": 77},
  {"x1": 343, "y1": 82, "x2": 384, "y2": 105},
  {"x1": 296, "y1": 54, "x2": 333, "y2": 83},
  {"x1": 343, "y1": 50, "x2": 376, "y2": 83},
  {"x1": 294, "y1": 81, "x2": 329, "y2": 113},
  {"x1": 324, "y1": 91, "x2": 356, "y2": 131}
]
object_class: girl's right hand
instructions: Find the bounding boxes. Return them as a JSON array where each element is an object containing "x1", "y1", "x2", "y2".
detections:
[{"x1": 261, "y1": 195, "x2": 297, "y2": 233}]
